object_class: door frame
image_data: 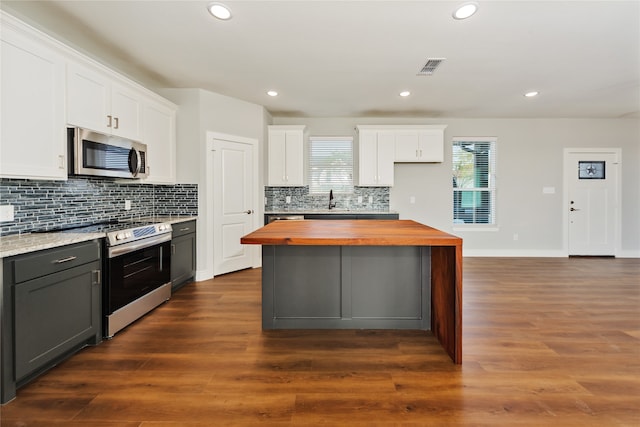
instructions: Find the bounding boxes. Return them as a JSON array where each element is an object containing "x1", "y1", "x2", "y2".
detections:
[
  {"x1": 206, "y1": 131, "x2": 261, "y2": 277},
  {"x1": 562, "y1": 147, "x2": 621, "y2": 256}
]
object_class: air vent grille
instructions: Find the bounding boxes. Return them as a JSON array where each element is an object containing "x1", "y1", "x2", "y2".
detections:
[{"x1": 418, "y1": 58, "x2": 445, "y2": 75}]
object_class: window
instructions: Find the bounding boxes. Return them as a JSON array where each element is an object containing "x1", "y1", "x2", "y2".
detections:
[
  {"x1": 452, "y1": 138, "x2": 496, "y2": 225},
  {"x1": 307, "y1": 136, "x2": 353, "y2": 194}
]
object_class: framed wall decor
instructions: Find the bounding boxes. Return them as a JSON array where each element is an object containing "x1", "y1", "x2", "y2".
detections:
[{"x1": 578, "y1": 161, "x2": 605, "y2": 179}]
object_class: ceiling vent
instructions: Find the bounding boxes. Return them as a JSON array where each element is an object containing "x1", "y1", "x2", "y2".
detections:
[{"x1": 417, "y1": 58, "x2": 445, "y2": 75}]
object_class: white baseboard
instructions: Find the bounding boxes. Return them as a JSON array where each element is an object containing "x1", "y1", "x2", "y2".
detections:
[
  {"x1": 616, "y1": 250, "x2": 640, "y2": 258},
  {"x1": 462, "y1": 249, "x2": 567, "y2": 258}
]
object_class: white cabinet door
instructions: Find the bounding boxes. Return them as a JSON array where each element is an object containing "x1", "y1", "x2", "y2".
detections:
[
  {"x1": 1, "y1": 23, "x2": 67, "y2": 180},
  {"x1": 395, "y1": 129, "x2": 444, "y2": 162},
  {"x1": 142, "y1": 99, "x2": 176, "y2": 184},
  {"x1": 357, "y1": 130, "x2": 378, "y2": 186},
  {"x1": 267, "y1": 126, "x2": 305, "y2": 186},
  {"x1": 66, "y1": 61, "x2": 111, "y2": 134},
  {"x1": 110, "y1": 82, "x2": 142, "y2": 140},
  {"x1": 358, "y1": 130, "x2": 394, "y2": 187},
  {"x1": 283, "y1": 130, "x2": 304, "y2": 186},
  {"x1": 417, "y1": 130, "x2": 444, "y2": 162},
  {"x1": 376, "y1": 131, "x2": 395, "y2": 186},
  {"x1": 67, "y1": 62, "x2": 141, "y2": 140},
  {"x1": 394, "y1": 130, "x2": 420, "y2": 162},
  {"x1": 267, "y1": 130, "x2": 287, "y2": 186}
]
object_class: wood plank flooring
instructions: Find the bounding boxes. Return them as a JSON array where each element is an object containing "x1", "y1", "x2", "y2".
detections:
[{"x1": 1, "y1": 257, "x2": 638, "y2": 426}]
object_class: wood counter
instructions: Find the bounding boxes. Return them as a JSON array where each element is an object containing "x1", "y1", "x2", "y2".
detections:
[{"x1": 241, "y1": 220, "x2": 462, "y2": 364}]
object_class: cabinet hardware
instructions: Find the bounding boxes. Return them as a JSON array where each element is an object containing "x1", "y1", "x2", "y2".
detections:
[
  {"x1": 114, "y1": 117, "x2": 119, "y2": 129},
  {"x1": 171, "y1": 244, "x2": 176, "y2": 255},
  {"x1": 92, "y1": 270, "x2": 101, "y2": 285},
  {"x1": 179, "y1": 227, "x2": 190, "y2": 232},
  {"x1": 53, "y1": 256, "x2": 77, "y2": 264},
  {"x1": 107, "y1": 115, "x2": 112, "y2": 127}
]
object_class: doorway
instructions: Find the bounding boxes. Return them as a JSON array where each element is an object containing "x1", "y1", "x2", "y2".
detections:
[
  {"x1": 564, "y1": 148, "x2": 621, "y2": 256},
  {"x1": 207, "y1": 132, "x2": 259, "y2": 276}
]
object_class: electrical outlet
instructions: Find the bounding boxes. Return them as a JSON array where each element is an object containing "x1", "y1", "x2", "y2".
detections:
[
  {"x1": 124, "y1": 200, "x2": 132, "y2": 211},
  {"x1": 357, "y1": 196, "x2": 363, "y2": 204},
  {"x1": 368, "y1": 196, "x2": 373, "y2": 204},
  {"x1": 0, "y1": 205, "x2": 15, "y2": 222},
  {"x1": 409, "y1": 196, "x2": 416, "y2": 204},
  {"x1": 513, "y1": 233, "x2": 519, "y2": 241},
  {"x1": 285, "y1": 196, "x2": 291, "y2": 204}
]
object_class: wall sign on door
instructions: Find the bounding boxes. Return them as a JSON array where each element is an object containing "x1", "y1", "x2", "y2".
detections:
[{"x1": 578, "y1": 161, "x2": 605, "y2": 179}]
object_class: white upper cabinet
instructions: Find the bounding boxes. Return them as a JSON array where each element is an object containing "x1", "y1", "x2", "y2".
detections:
[
  {"x1": 1, "y1": 14, "x2": 67, "y2": 180},
  {"x1": 267, "y1": 125, "x2": 306, "y2": 186},
  {"x1": 142, "y1": 98, "x2": 177, "y2": 184},
  {"x1": 356, "y1": 128, "x2": 395, "y2": 187},
  {"x1": 67, "y1": 61, "x2": 142, "y2": 141},
  {"x1": 394, "y1": 126, "x2": 447, "y2": 162}
]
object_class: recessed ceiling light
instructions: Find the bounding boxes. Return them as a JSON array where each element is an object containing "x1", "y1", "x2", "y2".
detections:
[
  {"x1": 208, "y1": 3, "x2": 232, "y2": 20},
  {"x1": 267, "y1": 90, "x2": 278, "y2": 97},
  {"x1": 399, "y1": 91, "x2": 411, "y2": 97},
  {"x1": 452, "y1": 2, "x2": 478, "y2": 20},
  {"x1": 524, "y1": 91, "x2": 539, "y2": 98}
]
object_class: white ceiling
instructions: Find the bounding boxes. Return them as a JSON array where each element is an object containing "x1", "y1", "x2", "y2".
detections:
[{"x1": 4, "y1": 0, "x2": 640, "y2": 118}]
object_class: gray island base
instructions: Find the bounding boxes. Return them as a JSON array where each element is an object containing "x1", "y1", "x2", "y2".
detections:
[{"x1": 262, "y1": 245, "x2": 431, "y2": 330}]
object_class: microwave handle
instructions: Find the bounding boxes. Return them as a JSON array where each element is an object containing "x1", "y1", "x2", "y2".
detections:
[{"x1": 129, "y1": 148, "x2": 142, "y2": 177}]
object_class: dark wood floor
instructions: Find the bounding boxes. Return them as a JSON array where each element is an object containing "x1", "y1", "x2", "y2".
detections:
[{"x1": 1, "y1": 257, "x2": 639, "y2": 426}]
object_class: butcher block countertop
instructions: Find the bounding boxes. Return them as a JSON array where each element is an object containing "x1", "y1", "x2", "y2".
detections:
[{"x1": 241, "y1": 219, "x2": 461, "y2": 246}]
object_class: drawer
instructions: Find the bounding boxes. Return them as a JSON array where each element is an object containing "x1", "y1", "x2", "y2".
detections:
[
  {"x1": 172, "y1": 220, "x2": 196, "y2": 238},
  {"x1": 10, "y1": 240, "x2": 101, "y2": 284}
]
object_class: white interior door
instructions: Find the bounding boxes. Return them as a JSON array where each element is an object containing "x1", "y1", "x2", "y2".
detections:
[
  {"x1": 213, "y1": 138, "x2": 255, "y2": 275},
  {"x1": 565, "y1": 150, "x2": 619, "y2": 256}
]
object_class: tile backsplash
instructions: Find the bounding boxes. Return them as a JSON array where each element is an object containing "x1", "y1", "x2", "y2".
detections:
[
  {"x1": 0, "y1": 178, "x2": 198, "y2": 236},
  {"x1": 265, "y1": 186, "x2": 390, "y2": 212}
]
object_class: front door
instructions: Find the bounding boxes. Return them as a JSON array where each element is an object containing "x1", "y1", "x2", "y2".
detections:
[
  {"x1": 565, "y1": 149, "x2": 620, "y2": 256},
  {"x1": 212, "y1": 138, "x2": 255, "y2": 275}
]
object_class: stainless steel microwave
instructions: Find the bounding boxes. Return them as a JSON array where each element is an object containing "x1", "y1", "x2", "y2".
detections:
[{"x1": 68, "y1": 127, "x2": 148, "y2": 179}]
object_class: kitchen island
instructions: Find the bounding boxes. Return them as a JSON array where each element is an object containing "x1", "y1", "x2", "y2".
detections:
[{"x1": 241, "y1": 219, "x2": 462, "y2": 364}]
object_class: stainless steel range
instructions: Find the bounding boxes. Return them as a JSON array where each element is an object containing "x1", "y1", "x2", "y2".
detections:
[{"x1": 58, "y1": 220, "x2": 172, "y2": 337}]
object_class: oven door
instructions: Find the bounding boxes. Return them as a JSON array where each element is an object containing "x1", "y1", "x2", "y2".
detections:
[{"x1": 104, "y1": 234, "x2": 171, "y2": 315}]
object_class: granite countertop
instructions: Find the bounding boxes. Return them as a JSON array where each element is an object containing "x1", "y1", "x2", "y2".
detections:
[
  {"x1": 0, "y1": 232, "x2": 105, "y2": 258},
  {"x1": 0, "y1": 216, "x2": 198, "y2": 259}
]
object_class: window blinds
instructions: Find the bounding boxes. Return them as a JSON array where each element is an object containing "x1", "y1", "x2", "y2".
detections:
[
  {"x1": 452, "y1": 138, "x2": 497, "y2": 225},
  {"x1": 307, "y1": 137, "x2": 353, "y2": 194}
]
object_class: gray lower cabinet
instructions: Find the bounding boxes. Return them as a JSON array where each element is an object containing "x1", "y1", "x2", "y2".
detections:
[
  {"x1": 171, "y1": 220, "x2": 196, "y2": 292},
  {"x1": 1, "y1": 239, "x2": 102, "y2": 404}
]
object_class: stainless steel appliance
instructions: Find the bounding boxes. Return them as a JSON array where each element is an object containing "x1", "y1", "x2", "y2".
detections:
[
  {"x1": 56, "y1": 220, "x2": 172, "y2": 337},
  {"x1": 67, "y1": 127, "x2": 148, "y2": 179}
]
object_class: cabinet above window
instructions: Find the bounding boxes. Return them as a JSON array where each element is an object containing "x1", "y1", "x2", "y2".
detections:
[{"x1": 357, "y1": 125, "x2": 447, "y2": 163}]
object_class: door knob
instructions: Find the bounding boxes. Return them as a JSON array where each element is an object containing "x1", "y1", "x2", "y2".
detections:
[
  {"x1": 570, "y1": 207, "x2": 580, "y2": 211},
  {"x1": 245, "y1": 210, "x2": 253, "y2": 214}
]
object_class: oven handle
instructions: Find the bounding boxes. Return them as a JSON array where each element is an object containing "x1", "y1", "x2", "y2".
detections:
[{"x1": 108, "y1": 233, "x2": 172, "y2": 258}]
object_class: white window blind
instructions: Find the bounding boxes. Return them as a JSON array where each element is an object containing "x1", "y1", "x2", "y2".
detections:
[
  {"x1": 307, "y1": 136, "x2": 353, "y2": 194},
  {"x1": 452, "y1": 138, "x2": 497, "y2": 225}
]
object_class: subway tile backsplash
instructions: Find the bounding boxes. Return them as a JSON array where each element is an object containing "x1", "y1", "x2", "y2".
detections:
[
  {"x1": 0, "y1": 178, "x2": 198, "y2": 236},
  {"x1": 265, "y1": 186, "x2": 390, "y2": 212}
]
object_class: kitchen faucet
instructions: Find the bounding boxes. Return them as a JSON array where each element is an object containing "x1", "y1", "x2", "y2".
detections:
[{"x1": 328, "y1": 190, "x2": 336, "y2": 210}]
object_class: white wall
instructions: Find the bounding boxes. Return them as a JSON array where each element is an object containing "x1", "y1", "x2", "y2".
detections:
[
  {"x1": 274, "y1": 117, "x2": 640, "y2": 257},
  {"x1": 161, "y1": 88, "x2": 270, "y2": 279}
]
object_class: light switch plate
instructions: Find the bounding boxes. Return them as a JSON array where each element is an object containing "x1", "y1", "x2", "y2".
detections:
[{"x1": 0, "y1": 205, "x2": 15, "y2": 222}]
